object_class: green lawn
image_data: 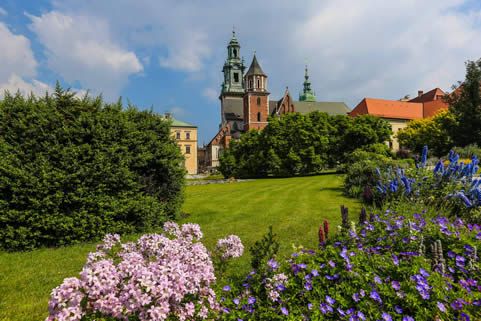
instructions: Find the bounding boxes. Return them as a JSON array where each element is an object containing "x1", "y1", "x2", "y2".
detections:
[{"x1": 0, "y1": 174, "x2": 360, "y2": 321}]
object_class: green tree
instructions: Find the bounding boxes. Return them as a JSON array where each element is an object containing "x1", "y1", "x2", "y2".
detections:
[
  {"x1": 219, "y1": 112, "x2": 393, "y2": 178},
  {"x1": 396, "y1": 110, "x2": 455, "y2": 157},
  {"x1": 446, "y1": 59, "x2": 481, "y2": 146},
  {"x1": 0, "y1": 86, "x2": 185, "y2": 250}
]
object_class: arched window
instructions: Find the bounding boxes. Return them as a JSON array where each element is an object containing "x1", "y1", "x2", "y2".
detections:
[
  {"x1": 257, "y1": 112, "x2": 261, "y2": 122},
  {"x1": 233, "y1": 48, "x2": 237, "y2": 57},
  {"x1": 257, "y1": 79, "x2": 261, "y2": 88},
  {"x1": 249, "y1": 79, "x2": 253, "y2": 89},
  {"x1": 257, "y1": 97, "x2": 261, "y2": 106}
]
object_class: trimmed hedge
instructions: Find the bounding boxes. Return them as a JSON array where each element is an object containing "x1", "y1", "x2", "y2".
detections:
[{"x1": 0, "y1": 86, "x2": 185, "y2": 250}]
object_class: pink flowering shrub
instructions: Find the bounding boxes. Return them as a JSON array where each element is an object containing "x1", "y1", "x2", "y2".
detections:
[
  {"x1": 47, "y1": 222, "x2": 242, "y2": 321},
  {"x1": 216, "y1": 235, "x2": 244, "y2": 259}
]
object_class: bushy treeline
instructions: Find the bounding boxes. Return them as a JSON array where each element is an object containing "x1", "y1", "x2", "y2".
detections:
[
  {"x1": 219, "y1": 112, "x2": 392, "y2": 178},
  {"x1": 0, "y1": 86, "x2": 185, "y2": 251}
]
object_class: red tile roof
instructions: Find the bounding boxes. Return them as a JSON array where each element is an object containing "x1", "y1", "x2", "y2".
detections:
[
  {"x1": 350, "y1": 98, "x2": 424, "y2": 120},
  {"x1": 409, "y1": 88, "x2": 446, "y2": 103},
  {"x1": 350, "y1": 88, "x2": 449, "y2": 120}
]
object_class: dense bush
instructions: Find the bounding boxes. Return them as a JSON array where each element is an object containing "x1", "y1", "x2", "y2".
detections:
[
  {"x1": 0, "y1": 87, "x2": 185, "y2": 250},
  {"x1": 219, "y1": 209, "x2": 481, "y2": 320},
  {"x1": 220, "y1": 113, "x2": 392, "y2": 178},
  {"x1": 453, "y1": 144, "x2": 481, "y2": 159},
  {"x1": 342, "y1": 149, "x2": 413, "y2": 201}
]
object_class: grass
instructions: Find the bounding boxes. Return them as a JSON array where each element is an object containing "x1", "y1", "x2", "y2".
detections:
[{"x1": 0, "y1": 174, "x2": 360, "y2": 321}]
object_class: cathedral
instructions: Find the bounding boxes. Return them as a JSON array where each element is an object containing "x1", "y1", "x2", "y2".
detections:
[{"x1": 205, "y1": 31, "x2": 350, "y2": 168}]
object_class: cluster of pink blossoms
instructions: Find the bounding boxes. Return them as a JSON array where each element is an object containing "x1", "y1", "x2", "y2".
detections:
[
  {"x1": 46, "y1": 222, "x2": 239, "y2": 321},
  {"x1": 216, "y1": 235, "x2": 244, "y2": 260}
]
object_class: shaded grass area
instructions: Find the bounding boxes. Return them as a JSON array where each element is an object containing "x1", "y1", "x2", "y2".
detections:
[{"x1": 0, "y1": 174, "x2": 360, "y2": 321}]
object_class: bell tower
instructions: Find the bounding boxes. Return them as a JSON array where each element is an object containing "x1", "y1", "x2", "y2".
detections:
[
  {"x1": 219, "y1": 30, "x2": 246, "y2": 125},
  {"x1": 243, "y1": 53, "x2": 269, "y2": 131}
]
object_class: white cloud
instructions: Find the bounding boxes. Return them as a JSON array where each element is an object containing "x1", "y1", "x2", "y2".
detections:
[
  {"x1": 48, "y1": 0, "x2": 481, "y2": 108},
  {"x1": 159, "y1": 31, "x2": 211, "y2": 71},
  {"x1": 0, "y1": 7, "x2": 7, "y2": 16},
  {"x1": 169, "y1": 106, "x2": 187, "y2": 118},
  {"x1": 0, "y1": 22, "x2": 37, "y2": 82},
  {"x1": 202, "y1": 87, "x2": 218, "y2": 101},
  {"x1": 0, "y1": 74, "x2": 51, "y2": 97},
  {"x1": 27, "y1": 11, "x2": 143, "y2": 99},
  {"x1": 0, "y1": 22, "x2": 52, "y2": 98}
]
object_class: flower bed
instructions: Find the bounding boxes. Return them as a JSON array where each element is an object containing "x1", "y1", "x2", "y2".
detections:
[
  {"x1": 46, "y1": 222, "x2": 243, "y2": 321},
  {"x1": 219, "y1": 209, "x2": 481, "y2": 320}
]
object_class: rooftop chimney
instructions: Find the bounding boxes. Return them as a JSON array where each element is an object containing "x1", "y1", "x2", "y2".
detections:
[{"x1": 418, "y1": 90, "x2": 424, "y2": 97}]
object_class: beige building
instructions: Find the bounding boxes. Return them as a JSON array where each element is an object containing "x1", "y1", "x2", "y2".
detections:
[
  {"x1": 168, "y1": 115, "x2": 198, "y2": 175},
  {"x1": 349, "y1": 88, "x2": 448, "y2": 151}
]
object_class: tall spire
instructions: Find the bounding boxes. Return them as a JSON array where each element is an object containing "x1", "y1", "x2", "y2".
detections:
[
  {"x1": 299, "y1": 65, "x2": 316, "y2": 102},
  {"x1": 220, "y1": 29, "x2": 245, "y2": 96}
]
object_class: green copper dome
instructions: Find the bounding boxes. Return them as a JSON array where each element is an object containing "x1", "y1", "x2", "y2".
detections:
[{"x1": 299, "y1": 65, "x2": 316, "y2": 102}]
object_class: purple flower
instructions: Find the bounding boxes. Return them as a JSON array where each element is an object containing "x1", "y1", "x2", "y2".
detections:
[
  {"x1": 382, "y1": 312, "x2": 392, "y2": 321},
  {"x1": 233, "y1": 298, "x2": 240, "y2": 305},
  {"x1": 392, "y1": 254, "x2": 399, "y2": 266},
  {"x1": 391, "y1": 280, "x2": 400, "y2": 291},
  {"x1": 437, "y1": 301, "x2": 446, "y2": 312},
  {"x1": 281, "y1": 307, "x2": 289, "y2": 315},
  {"x1": 460, "y1": 313, "x2": 470, "y2": 321},
  {"x1": 374, "y1": 276, "x2": 382, "y2": 284},
  {"x1": 326, "y1": 295, "x2": 336, "y2": 306},
  {"x1": 247, "y1": 296, "x2": 256, "y2": 305},
  {"x1": 311, "y1": 269, "x2": 319, "y2": 277},
  {"x1": 451, "y1": 299, "x2": 464, "y2": 310},
  {"x1": 370, "y1": 290, "x2": 382, "y2": 304},
  {"x1": 394, "y1": 306, "x2": 403, "y2": 314},
  {"x1": 267, "y1": 259, "x2": 279, "y2": 270},
  {"x1": 456, "y1": 255, "x2": 466, "y2": 268},
  {"x1": 304, "y1": 282, "x2": 313, "y2": 291},
  {"x1": 402, "y1": 316, "x2": 414, "y2": 321},
  {"x1": 223, "y1": 285, "x2": 231, "y2": 291},
  {"x1": 352, "y1": 292, "x2": 360, "y2": 302}
]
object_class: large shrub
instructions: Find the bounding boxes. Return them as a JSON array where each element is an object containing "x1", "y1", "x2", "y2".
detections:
[
  {"x1": 396, "y1": 110, "x2": 455, "y2": 157},
  {"x1": 342, "y1": 149, "x2": 413, "y2": 201},
  {"x1": 0, "y1": 87, "x2": 185, "y2": 250}
]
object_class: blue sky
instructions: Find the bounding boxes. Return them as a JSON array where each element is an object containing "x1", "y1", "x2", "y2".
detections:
[{"x1": 1, "y1": 0, "x2": 481, "y2": 143}]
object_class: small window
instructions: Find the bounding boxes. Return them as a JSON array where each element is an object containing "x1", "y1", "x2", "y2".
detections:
[
  {"x1": 186, "y1": 132, "x2": 190, "y2": 140},
  {"x1": 233, "y1": 48, "x2": 237, "y2": 57},
  {"x1": 257, "y1": 97, "x2": 261, "y2": 106},
  {"x1": 257, "y1": 112, "x2": 261, "y2": 122},
  {"x1": 234, "y1": 73, "x2": 239, "y2": 83},
  {"x1": 186, "y1": 145, "x2": 191, "y2": 154},
  {"x1": 249, "y1": 79, "x2": 253, "y2": 89},
  {"x1": 257, "y1": 79, "x2": 260, "y2": 88},
  {"x1": 176, "y1": 132, "x2": 180, "y2": 140}
]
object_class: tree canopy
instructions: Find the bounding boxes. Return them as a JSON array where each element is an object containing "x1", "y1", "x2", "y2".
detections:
[{"x1": 220, "y1": 112, "x2": 392, "y2": 178}]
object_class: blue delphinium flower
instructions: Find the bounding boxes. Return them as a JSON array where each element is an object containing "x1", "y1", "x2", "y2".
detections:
[{"x1": 421, "y1": 145, "x2": 428, "y2": 167}]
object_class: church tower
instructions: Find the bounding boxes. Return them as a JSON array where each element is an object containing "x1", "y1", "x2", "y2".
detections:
[
  {"x1": 220, "y1": 30, "x2": 245, "y2": 125},
  {"x1": 243, "y1": 53, "x2": 270, "y2": 131},
  {"x1": 299, "y1": 65, "x2": 316, "y2": 102}
]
